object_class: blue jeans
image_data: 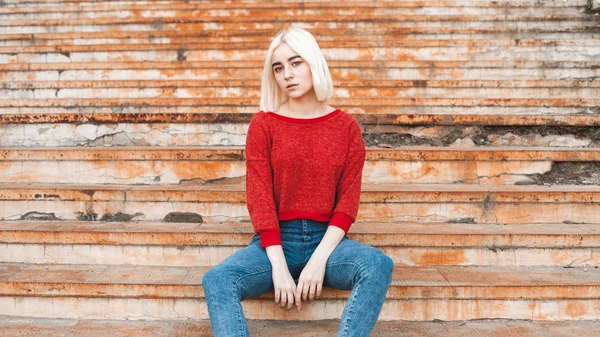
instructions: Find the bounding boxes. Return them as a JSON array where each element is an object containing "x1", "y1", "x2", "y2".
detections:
[{"x1": 202, "y1": 219, "x2": 394, "y2": 337}]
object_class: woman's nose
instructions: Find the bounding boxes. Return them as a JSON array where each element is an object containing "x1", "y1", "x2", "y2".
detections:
[{"x1": 284, "y1": 66, "x2": 293, "y2": 79}]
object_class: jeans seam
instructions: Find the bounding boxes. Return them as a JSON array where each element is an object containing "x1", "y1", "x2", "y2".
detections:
[
  {"x1": 232, "y1": 267, "x2": 272, "y2": 337},
  {"x1": 341, "y1": 281, "x2": 360, "y2": 337},
  {"x1": 329, "y1": 262, "x2": 361, "y2": 337},
  {"x1": 231, "y1": 275, "x2": 246, "y2": 337}
]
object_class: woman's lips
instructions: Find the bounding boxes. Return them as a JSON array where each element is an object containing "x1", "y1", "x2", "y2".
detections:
[{"x1": 286, "y1": 84, "x2": 298, "y2": 89}]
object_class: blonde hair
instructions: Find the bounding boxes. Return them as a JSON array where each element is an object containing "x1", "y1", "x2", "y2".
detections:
[{"x1": 259, "y1": 27, "x2": 334, "y2": 112}]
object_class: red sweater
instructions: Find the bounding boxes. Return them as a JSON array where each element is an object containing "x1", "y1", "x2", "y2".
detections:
[{"x1": 245, "y1": 108, "x2": 366, "y2": 248}]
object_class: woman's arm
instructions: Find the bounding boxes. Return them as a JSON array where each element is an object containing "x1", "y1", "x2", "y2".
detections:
[
  {"x1": 313, "y1": 225, "x2": 346, "y2": 258},
  {"x1": 245, "y1": 114, "x2": 281, "y2": 247},
  {"x1": 266, "y1": 245, "x2": 299, "y2": 311},
  {"x1": 246, "y1": 114, "x2": 298, "y2": 310}
]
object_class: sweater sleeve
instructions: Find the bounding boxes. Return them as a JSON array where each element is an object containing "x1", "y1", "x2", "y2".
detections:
[
  {"x1": 329, "y1": 119, "x2": 366, "y2": 233},
  {"x1": 245, "y1": 113, "x2": 281, "y2": 248}
]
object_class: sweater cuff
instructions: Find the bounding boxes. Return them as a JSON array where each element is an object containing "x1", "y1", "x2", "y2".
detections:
[
  {"x1": 328, "y1": 212, "x2": 354, "y2": 233},
  {"x1": 259, "y1": 228, "x2": 282, "y2": 248}
]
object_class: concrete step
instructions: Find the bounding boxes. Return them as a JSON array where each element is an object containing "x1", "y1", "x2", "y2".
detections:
[
  {"x1": 0, "y1": 146, "x2": 598, "y2": 185},
  {"x1": 3, "y1": 63, "x2": 597, "y2": 81},
  {"x1": 2, "y1": 123, "x2": 598, "y2": 149},
  {"x1": 2, "y1": 11, "x2": 594, "y2": 28},
  {"x1": 0, "y1": 183, "x2": 599, "y2": 224},
  {"x1": 4, "y1": 262, "x2": 600, "y2": 300},
  {"x1": 1, "y1": 263, "x2": 600, "y2": 320},
  {"x1": 1, "y1": 97, "x2": 597, "y2": 111},
  {"x1": 2, "y1": 43, "x2": 599, "y2": 63},
  {"x1": 1, "y1": 317, "x2": 599, "y2": 337},
  {"x1": 0, "y1": 0, "x2": 591, "y2": 7},
  {"x1": 0, "y1": 8, "x2": 591, "y2": 26},
  {"x1": 1, "y1": 100, "x2": 598, "y2": 128},
  {"x1": 1, "y1": 221, "x2": 599, "y2": 266},
  {"x1": 2, "y1": 19, "x2": 596, "y2": 35},
  {"x1": 1, "y1": 59, "x2": 592, "y2": 70},
  {"x1": 1, "y1": 6, "x2": 591, "y2": 22},
  {"x1": 7, "y1": 38, "x2": 597, "y2": 53},
  {"x1": 4, "y1": 79, "x2": 598, "y2": 89},
  {"x1": 2, "y1": 81, "x2": 598, "y2": 100},
  {"x1": 4, "y1": 27, "x2": 598, "y2": 46},
  {"x1": 4, "y1": 32, "x2": 599, "y2": 48},
  {"x1": 0, "y1": 0, "x2": 591, "y2": 16},
  {"x1": 0, "y1": 33, "x2": 598, "y2": 53},
  {"x1": 3, "y1": 220, "x2": 599, "y2": 248},
  {"x1": 2, "y1": 108, "x2": 599, "y2": 128}
]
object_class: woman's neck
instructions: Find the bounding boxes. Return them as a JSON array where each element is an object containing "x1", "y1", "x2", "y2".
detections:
[{"x1": 280, "y1": 93, "x2": 331, "y2": 118}]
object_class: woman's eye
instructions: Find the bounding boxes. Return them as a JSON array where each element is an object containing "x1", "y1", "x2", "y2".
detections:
[
  {"x1": 274, "y1": 67, "x2": 282, "y2": 73},
  {"x1": 293, "y1": 61, "x2": 301, "y2": 66}
]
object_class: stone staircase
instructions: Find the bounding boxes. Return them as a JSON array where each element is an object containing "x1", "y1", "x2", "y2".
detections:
[{"x1": 1, "y1": 0, "x2": 600, "y2": 335}]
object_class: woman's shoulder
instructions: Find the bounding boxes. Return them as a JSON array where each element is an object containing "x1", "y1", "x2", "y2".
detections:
[
  {"x1": 250, "y1": 110, "x2": 270, "y2": 123},
  {"x1": 334, "y1": 109, "x2": 360, "y2": 126}
]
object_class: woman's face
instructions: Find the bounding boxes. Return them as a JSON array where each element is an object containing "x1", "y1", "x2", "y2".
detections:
[{"x1": 271, "y1": 43, "x2": 314, "y2": 100}]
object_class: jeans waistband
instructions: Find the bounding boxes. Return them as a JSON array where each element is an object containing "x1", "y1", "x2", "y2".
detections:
[
  {"x1": 279, "y1": 219, "x2": 329, "y2": 236},
  {"x1": 279, "y1": 219, "x2": 328, "y2": 226}
]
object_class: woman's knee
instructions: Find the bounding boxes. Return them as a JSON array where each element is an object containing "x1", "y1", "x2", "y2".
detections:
[
  {"x1": 202, "y1": 265, "x2": 232, "y2": 294},
  {"x1": 366, "y1": 249, "x2": 394, "y2": 278},
  {"x1": 381, "y1": 253, "x2": 394, "y2": 276}
]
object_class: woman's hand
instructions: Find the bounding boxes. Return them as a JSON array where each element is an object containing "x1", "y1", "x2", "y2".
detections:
[
  {"x1": 266, "y1": 245, "x2": 298, "y2": 311},
  {"x1": 295, "y1": 256, "x2": 327, "y2": 312},
  {"x1": 271, "y1": 265, "x2": 298, "y2": 311}
]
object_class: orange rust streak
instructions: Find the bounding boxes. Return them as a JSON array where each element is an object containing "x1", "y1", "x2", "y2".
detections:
[
  {"x1": 413, "y1": 250, "x2": 466, "y2": 266},
  {"x1": 565, "y1": 301, "x2": 588, "y2": 319}
]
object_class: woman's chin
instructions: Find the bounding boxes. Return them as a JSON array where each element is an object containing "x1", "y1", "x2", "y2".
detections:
[{"x1": 286, "y1": 90, "x2": 311, "y2": 100}]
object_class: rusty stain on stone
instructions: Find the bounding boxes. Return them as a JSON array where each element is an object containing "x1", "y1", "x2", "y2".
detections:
[
  {"x1": 176, "y1": 46, "x2": 187, "y2": 61},
  {"x1": 413, "y1": 80, "x2": 428, "y2": 88},
  {"x1": 565, "y1": 301, "x2": 589, "y2": 318},
  {"x1": 415, "y1": 250, "x2": 466, "y2": 265},
  {"x1": 80, "y1": 190, "x2": 95, "y2": 197}
]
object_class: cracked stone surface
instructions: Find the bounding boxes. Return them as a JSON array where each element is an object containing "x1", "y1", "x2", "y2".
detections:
[
  {"x1": 0, "y1": 160, "x2": 247, "y2": 185},
  {"x1": 588, "y1": 0, "x2": 600, "y2": 13},
  {"x1": 363, "y1": 125, "x2": 599, "y2": 148},
  {"x1": 0, "y1": 159, "x2": 555, "y2": 185},
  {"x1": 3, "y1": 199, "x2": 598, "y2": 229},
  {"x1": 0, "y1": 123, "x2": 248, "y2": 147},
  {"x1": 518, "y1": 162, "x2": 600, "y2": 185},
  {"x1": 1, "y1": 124, "x2": 598, "y2": 148},
  {"x1": 363, "y1": 161, "x2": 553, "y2": 185}
]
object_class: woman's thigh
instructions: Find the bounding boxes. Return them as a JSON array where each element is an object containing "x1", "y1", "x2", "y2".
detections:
[
  {"x1": 323, "y1": 236, "x2": 394, "y2": 290},
  {"x1": 203, "y1": 235, "x2": 275, "y2": 300}
]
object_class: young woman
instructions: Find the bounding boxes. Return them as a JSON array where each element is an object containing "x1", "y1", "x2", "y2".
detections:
[{"x1": 202, "y1": 27, "x2": 394, "y2": 337}]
